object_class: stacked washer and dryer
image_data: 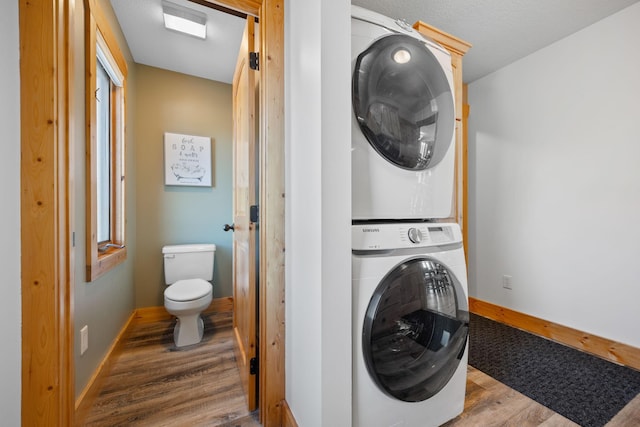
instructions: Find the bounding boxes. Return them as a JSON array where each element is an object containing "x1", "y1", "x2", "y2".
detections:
[{"x1": 351, "y1": 6, "x2": 469, "y2": 427}]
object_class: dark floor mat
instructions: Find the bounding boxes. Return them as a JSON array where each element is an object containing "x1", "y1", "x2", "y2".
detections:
[{"x1": 468, "y1": 313, "x2": 640, "y2": 427}]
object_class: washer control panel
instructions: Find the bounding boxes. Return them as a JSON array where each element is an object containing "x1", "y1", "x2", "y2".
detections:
[{"x1": 352, "y1": 223, "x2": 461, "y2": 250}]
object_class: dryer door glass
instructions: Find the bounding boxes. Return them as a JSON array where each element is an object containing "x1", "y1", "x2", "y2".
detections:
[
  {"x1": 363, "y1": 257, "x2": 469, "y2": 402},
  {"x1": 353, "y1": 34, "x2": 455, "y2": 171}
]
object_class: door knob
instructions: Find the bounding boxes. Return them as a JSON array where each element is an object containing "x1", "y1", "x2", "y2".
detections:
[{"x1": 224, "y1": 223, "x2": 235, "y2": 232}]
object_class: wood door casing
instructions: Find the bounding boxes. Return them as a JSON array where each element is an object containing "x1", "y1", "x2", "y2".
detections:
[
  {"x1": 232, "y1": 18, "x2": 258, "y2": 412},
  {"x1": 19, "y1": 0, "x2": 74, "y2": 424}
]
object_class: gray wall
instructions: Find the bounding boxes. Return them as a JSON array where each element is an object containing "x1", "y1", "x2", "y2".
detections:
[
  {"x1": 73, "y1": 0, "x2": 137, "y2": 397},
  {"x1": 0, "y1": 1, "x2": 21, "y2": 424},
  {"x1": 467, "y1": 2, "x2": 640, "y2": 348},
  {"x1": 133, "y1": 64, "x2": 233, "y2": 307}
]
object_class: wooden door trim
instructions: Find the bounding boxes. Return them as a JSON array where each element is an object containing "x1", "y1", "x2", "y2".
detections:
[
  {"x1": 21, "y1": 0, "x2": 285, "y2": 426},
  {"x1": 20, "y1": 0, "x2": 74, "y2": 424},
  {"x1": 257, "y1": 1, "x2": 286, "y2": 425}
]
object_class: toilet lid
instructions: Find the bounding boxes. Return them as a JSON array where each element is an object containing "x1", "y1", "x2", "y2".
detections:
[{"x1": 165, "y1": 279, "x2": 212, "y2": 302}]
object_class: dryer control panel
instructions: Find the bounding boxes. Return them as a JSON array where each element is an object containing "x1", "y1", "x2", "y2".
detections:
[{"x1": 352, "y1": 222, "x2": 462, "y2": 250}]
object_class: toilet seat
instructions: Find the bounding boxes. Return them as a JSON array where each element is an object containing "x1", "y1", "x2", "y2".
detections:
[{"x1": 165, "y1": 278, "x2": 212, "y2": 302}]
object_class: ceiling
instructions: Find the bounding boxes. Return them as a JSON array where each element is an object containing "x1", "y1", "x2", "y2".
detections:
[
  {"x1": 353, "y1": 0, "x2": 639, "y2": 82},
  {"x1": 111, "y1": 0, "x2": 639, "y2": 84},
  {"x1": 110, "y1": 0, "x2": 247, "y2": 84}
]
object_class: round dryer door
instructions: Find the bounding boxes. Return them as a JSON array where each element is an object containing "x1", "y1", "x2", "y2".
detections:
[
  {"x1": 363, "y1": 257, "x2": 468, "y2": 402},
  {"x1": 353, "y1": 34, "x2": 455, "y2": 171}
]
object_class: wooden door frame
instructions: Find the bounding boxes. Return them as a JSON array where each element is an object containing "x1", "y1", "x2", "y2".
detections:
[
  {"x1": 20, "y1": 0, "x2": 73, "y2": 425},
  {"x1": 19, "y1": 0, "x2": 285, "y2": 425}
]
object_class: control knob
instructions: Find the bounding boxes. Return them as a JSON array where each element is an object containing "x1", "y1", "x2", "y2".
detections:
[{"x1": 408, "y1": 228, "x2": 422, "y2": 244}]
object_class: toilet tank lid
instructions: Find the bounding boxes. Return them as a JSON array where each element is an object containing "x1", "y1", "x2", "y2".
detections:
[{"x1": 162, "y1": 243, "x2": 216, "y2": 254}]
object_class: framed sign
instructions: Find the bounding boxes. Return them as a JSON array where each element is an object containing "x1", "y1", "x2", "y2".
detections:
[{"x1": 164, "y1": 132, "x2": 212, "y2": 186}]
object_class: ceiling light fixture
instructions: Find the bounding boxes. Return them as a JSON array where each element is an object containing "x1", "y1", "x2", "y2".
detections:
[{"x1": 162, "y1": 1, "x2": 207, "y2": 40}]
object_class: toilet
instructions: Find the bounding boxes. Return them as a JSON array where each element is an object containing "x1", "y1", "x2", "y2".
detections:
[{"x1": 162, "y1": 243, "x2": 215, "y2": 347}]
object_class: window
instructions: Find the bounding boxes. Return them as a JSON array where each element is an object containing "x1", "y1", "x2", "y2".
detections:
[
  {"x1": 85, "y1": 2, "x2": 128, "y2": 281},
  {"x1": 95, "y1": 59, "x2": 111, "y2": 243}
]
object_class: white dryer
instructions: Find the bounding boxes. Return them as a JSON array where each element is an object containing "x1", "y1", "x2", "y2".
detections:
[
  {"x1": 352, "y1": 6, "x2": 456, "y2": 221},
  {"x1": 352, "y1": 222, "x2": 468, "y2": 427}
]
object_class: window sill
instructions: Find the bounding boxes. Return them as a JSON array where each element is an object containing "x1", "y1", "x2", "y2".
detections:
[{"x1": 86, "y1": 246, "x2": 127, "y2": 282}]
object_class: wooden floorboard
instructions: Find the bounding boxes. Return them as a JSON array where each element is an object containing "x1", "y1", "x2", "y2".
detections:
[
  {"x1": 444, "y1": 366, "x2": 580, "y2": 427},
  {"x1": 606, "y1": 392, "x2": 640, "y2": 427},
  {"x1": 80, "y1": 311, "x2": 259, "y2": 427},
  {"x1": 81, "y1": 312, "x2": 639, "y2": 426}
]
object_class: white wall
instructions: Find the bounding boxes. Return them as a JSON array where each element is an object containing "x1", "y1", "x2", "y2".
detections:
[
  {"x1": 468, "y1": 2, "x2": 640, "y2": 348},
  {"x1": 285, "y1": 0, "x2": 352, "y2": 425},
  {"x1": 0, "y1": 1, "x2": 21, "y2": 424}
]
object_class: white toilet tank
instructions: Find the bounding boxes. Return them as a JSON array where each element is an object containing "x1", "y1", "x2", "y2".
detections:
[{"x1": 162, "y1": 244, "x2": 216, "y2": 285}]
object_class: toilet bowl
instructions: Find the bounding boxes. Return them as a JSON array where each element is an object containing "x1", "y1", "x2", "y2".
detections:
[
  {"x1": 164, "y1": 278, "x2": 213, "y2": 347},
  {"x1": 162, "y1": 244, "x2": 216, "y2": 347}
]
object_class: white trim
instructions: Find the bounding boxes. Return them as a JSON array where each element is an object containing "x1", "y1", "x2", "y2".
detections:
[{"x1": 96, "y1": 31, "x2": 123, "y2": 87}]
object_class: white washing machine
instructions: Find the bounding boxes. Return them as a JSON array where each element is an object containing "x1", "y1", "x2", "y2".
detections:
[
  {"x1": 352, "y1": 6, "x2": 456, "y2": 221},
  {"x1": 352, "y1": 222, "x2": 468, "y2": 427}
]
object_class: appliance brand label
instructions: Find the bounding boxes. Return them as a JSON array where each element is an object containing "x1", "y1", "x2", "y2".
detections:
[{"x1": 362, "y1": 228, "x2": 380, "y2": 233}]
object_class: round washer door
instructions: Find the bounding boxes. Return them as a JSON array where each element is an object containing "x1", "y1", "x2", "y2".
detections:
[
  {"x1": 353, "y1": 34, "x2": 455, "y2": 171},
  {"x1": 363, "y1": 257, "x2": 468, "y2": 402}
]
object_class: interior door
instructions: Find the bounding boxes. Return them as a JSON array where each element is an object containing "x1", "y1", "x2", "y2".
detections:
[{"x1": 231, "y1": 18, "x2": 258, "y2": 411}]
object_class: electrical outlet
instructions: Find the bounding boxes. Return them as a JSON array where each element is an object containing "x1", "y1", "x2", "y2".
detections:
[
  {"x1": 81, "y1": 325, "x2": 89, "y2": 355},
  {"x1": 502, "y1": 275, "x2": 513, "y2": 290}
]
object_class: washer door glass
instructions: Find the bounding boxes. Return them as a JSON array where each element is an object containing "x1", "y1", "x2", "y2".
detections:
[
  {"x1": 363, "y1": 258, "x2": 468, "y2": 402},
  {"x1": 353, "y1": 34, "x2": 455, "y2": 171}
]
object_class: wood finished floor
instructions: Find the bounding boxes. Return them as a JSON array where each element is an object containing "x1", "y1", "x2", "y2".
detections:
[
  {"x1": 446, "y1": 367, "x2": 640, "y2": 427},
  {"x1": 80, "y1": 311, "x2": 259, "y2": 427},
  {"x1": 81, "y1": 312, "x2": 640, "y2": 426}
]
